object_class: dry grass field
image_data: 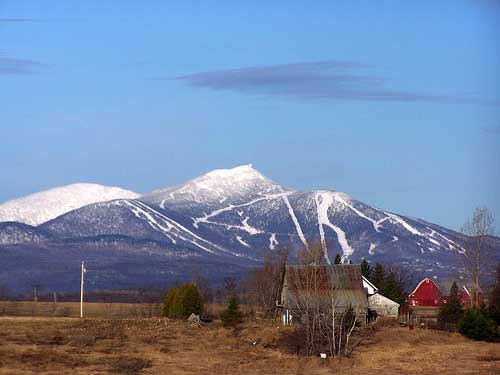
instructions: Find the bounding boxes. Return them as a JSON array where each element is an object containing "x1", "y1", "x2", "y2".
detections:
[
  {"x1": 0, "y1": 301, "x2": 254, "y2": 319},
  {"x1": 0, "y1": 316, "x2": 499, "y2": 375}
]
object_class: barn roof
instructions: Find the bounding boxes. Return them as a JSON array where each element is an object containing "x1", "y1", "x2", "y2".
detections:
[
  {"x1": 283, "y1": 265, "x2": 368, "y2": 309},
  {"x1": 285, "y1": 264, "x2": 364, "y2": 289},
  {"x1": 409, "y1": 277, "x2": 440, "y2": 297},
  {"x1": 368, "y1": 293, "x2": 400, "y2": 307}
]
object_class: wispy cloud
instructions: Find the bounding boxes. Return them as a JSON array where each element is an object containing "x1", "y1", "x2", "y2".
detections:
[
  {"x1": 483, "y1": 125, "x2": 500, "y2": 135},
  {"x1": 172, "y1": 61, "x2": 499, "y2": 105},
  {"x1": 0, "y1": 18, "x2": 41, "y2": 23},
  {"x1": 0, "y1": 52, "x2": 44, "y2": 75}
]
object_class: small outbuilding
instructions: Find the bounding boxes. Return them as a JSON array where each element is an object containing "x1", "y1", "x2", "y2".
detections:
[
  {"x1": 279, "y1": 264, "x2": 368, "y2": 326},
  {"x1": 362, "y1": 276, "x2": 378, "y2": 296},
  {"x1": 459, "y1": 285, "x2": 483, "y2": 308},
  {"x1": 368, "y1": 293, "x2": 400, "y2": 318}
]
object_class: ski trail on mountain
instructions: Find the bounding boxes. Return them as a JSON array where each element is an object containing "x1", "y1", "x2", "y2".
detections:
[
  {"x1": 192, "y1": 193, "x2": 287, "y2": 229},
  {"x1": 332, "y1": 194, "x2": 381, "y2": 232},
  {"x1": 119, "y1": 200, "x2": 177, "y2": 244},
  {"x1": 315, "y1": 191, "x2": 353, "y2": 262},
  {"x1": 281, "y1": 192, "x2": 309, "y2": 251},
  {"x1": 119, "y1": 200, "x2": 218, "y2": 254},
  {"x1": 121, "y1": 200, "x2": 256, "y2": 259}
]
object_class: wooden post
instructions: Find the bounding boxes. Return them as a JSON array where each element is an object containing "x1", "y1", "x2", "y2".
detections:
[{"x1": 80, "y1": 261, "x2": 86, "y2": 319}]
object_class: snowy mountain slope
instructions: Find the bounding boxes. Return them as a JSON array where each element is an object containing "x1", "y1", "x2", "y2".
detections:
[
  {"x1": 39, "y1": 199, "x2": 255, "y2": 259},
  {"x1": 1, "y1": 164, "x2": 498, "y2": 292},
  {"x1": 142, "y1": 164, "x2": 293, "y2": 216},
  {"x1": 0, "y1": 222, "x2": 54, "y2": 245},
  {"x1": 0, "y1": 183, "x2": 140, "y2": 226}
]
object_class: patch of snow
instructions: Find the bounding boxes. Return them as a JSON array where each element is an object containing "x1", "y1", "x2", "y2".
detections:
[
  {"x1": 192, "y1": 193, "x2": 286, "y2": 228},
  {"x1": 315, "y1": 191, "x2": 354, "y2": 262},
  {"x1": 281, "y1": 192, "x2": 309, "y2": 251},
  {"x1": 269, "y1": 233, "x2": 278, "y2": 250},
  {"x1": 333, "y1": 193, "x2": 381, "y2": 232},
  {"x1": 241, "y1": 217, "x2": 262, "y2": 235},
  {"x1": 369, "y1": 243, "x2": 377, "y2": 255},
  {"x1": 382, "y1": 211, "x2": 424, "y2": 236},
  {"x1": 236, "y1": 236, "x2": 251, "y2": 248}
]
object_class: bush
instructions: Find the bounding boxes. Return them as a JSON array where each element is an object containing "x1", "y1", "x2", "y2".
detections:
[
  {"x1": 438, "y1": 282, "x2": 464, "y2": 329},
  {"x1": 162, "y1": 284, "x2": 204, "y2": 319},
  {"x1": 221, "y1": 293, "x2": 243, "y2": 328},
  {"x1": 458, "y1": 308, "x2": 499, "y2": 342}
]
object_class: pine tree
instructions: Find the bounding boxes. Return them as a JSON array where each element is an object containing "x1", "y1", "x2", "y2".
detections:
[
  {"x1": 360, "y1": 259, "x2": 372, "y2": 279},
  {"x1": 371, "y1": 263, "x2": 385, "y2": 290},
  {"x1": 438, "y1": 282, "x2": 464, "y2": 327},
  {"x1": 221, "y1": 293, "x2": 243, "y2": 328},
  {"x1": 458, "y1": 307, "x2": 498, "y2": 342},
  {"x1": 162, "y1": 283, "x2": 204, "y2": 319},
  {"x1": 488, "y1": 263, "x2": 500, "y2": 325},
  {"x1": 383, "y1": 271, "x2": 400, "y2": 304},
  {"x1": 334, "y1": 253, "x2": 342, "y2": 264}
]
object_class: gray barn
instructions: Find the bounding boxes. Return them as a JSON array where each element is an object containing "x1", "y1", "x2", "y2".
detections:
[{"x1": 279, "y1": 264, "x2": 368, "y2": 325}]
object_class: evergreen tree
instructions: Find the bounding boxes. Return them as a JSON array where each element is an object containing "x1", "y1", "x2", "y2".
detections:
[
  {"x1": 489, "y1": 263, "x2": 500, "y2": 325},
  {"x1": 371, "y1": 263, "x2": 385, "y2": 290},
  {"x1": 383, "y1": 271, "x2": 404, "y2": 305},
  {"x1": 221, "y1": 293, "x2": 243, "y2": 328},
  {"x1": 360, "y1": 259, "x2": 372, "y2": 279},
  {"x1": 458, "y1": 308, "x2": 498, "y2": 342},
  {"x1": 162, "y1": 283, "x2": 204, "y2": 319},
  {"x1": 438, "y1": 282, "x2": 464, "y2": 327},
  {"x1": 334, "y1": 254, "x2": 342, "y2": 264}
]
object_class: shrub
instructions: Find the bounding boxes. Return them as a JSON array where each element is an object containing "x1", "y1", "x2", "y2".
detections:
[
  {"x1": 221, "y1": 293, "x2": 243, "y2": 328},
  {"x1": 458, "y1": 308, "x2": 499, "y2": 342},
  {"x1": 162, "y1": 284, "x2": 204, "y2": 319},
  {"x1": 438, "y1": 282, "x2": 464, "y2": 329}
]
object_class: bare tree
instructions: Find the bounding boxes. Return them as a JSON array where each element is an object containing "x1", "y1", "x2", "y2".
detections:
[
  {"x1": 286, "y1": 244, "x2": 364, "y2": 357},
  {"x1": 223, "y1": 277, "x2": 237, "y2": 294},
  {"x1": 245, "y1": 246, "x2": 288, "y2": 318},
  {"x1": 459, "y1": 207, "x2": 496, "y2": 307}
]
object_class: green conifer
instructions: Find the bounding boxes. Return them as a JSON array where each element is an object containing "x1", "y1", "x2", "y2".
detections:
[
  {"x1": 360, "y1": 259, "x2": 372, "y2": 279},
  {"x1": 334, "y1": 253, "x2": 342, "y2": 264},
  {"x1": 438, "y1": 282, "x2": 464, "y2": 327},
  {"x1": 221, "y1": 293, "x2": 243, "y2": 328}
]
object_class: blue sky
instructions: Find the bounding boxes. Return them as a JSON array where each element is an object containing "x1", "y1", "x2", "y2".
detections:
[{"x1": 1, "y1": 1, "x2": 499, "y2": 231}]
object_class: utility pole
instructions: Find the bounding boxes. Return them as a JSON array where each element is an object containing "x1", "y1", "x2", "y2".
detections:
[{"x1": 80, "y1": 261, "x2": 86, "y2": 319}]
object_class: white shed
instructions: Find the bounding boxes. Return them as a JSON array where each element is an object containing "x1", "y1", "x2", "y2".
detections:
[
  {"x1": 368, "y1": 293, "x2": 400, "y2": 318},
  {"x1": 362, "y1": 276, "x2": 378, "y2": 296}
]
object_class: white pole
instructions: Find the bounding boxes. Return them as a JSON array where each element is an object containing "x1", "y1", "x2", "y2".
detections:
[{"x1": 80, "y1": 261, "x2": 85, "y2": 319}]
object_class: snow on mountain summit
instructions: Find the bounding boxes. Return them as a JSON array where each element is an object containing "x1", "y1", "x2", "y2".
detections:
[
  {"x1": 0, "y1": 183, "x2": 140, "y2": 226},
  {"x1": 141, "y1": 164, "x2": 292, "y2": 209}
]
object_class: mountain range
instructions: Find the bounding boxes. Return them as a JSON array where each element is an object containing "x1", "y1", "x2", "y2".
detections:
[{"x1": 0, "y1": 164, "x2": 498, "y2": 294}]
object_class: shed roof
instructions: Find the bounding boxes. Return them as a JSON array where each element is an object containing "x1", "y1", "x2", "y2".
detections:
[
  {"x1": 285, "y1": 264, "x2": 364, "y2": 290},
  {"x1": 283, "y1": 265, "x2": 368, "y2": 309}
]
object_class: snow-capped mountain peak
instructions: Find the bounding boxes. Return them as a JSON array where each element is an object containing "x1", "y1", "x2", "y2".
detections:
[
  {"x1": 0, "y1": 183, "x2": 140, "y2": 226},
  {"x1": 141, "y1": 164, "x2": 292, "y2": 209}
]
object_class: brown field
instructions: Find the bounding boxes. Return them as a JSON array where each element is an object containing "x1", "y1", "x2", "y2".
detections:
[
  {"x1": 0, "y1": 301, "x2": 254, "y2": 319},
  {"x1": 0, "y1": 315, "x2": 499, "y2": 375}
]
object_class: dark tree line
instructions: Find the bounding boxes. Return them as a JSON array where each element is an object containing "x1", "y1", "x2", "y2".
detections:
[{"x1": 360, "y1": 259, "x2": 412, "y2": 306}]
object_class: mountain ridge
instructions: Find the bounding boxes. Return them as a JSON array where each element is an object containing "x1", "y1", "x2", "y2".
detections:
[
  {"x1": 0, "y1": 183, "x2": 140, "y2": 226},
  {"x1": 0, "y1": 165, "x2": 498, "y2": 293}
]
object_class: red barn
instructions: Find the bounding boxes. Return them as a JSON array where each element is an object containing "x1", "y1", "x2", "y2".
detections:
[
  {"x1": 459, "y1": 286, "x2": 483, "y2": 308},
  {"x1": 408, "y1": 278, "x2": 441, "y2": 307}
]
